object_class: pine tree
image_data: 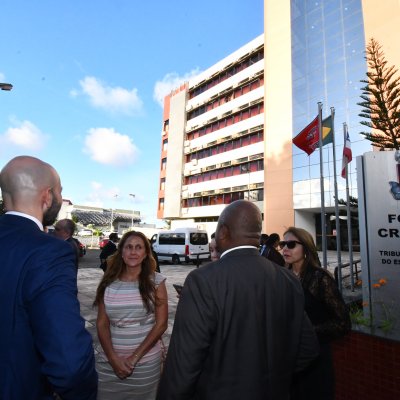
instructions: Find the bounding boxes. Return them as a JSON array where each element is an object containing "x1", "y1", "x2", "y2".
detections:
[{"x1": 358, "y1": 38, "x2": 400, "y2": 150}]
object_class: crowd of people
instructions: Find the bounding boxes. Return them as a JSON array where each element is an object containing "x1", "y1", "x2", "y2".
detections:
[{"x1": 0, "y1": 155, "x2": 351, "y2": 400}]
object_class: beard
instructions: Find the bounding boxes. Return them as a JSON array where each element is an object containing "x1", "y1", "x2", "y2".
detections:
[{"x1": 43, "y1": 193, "x2": 62, "y2": 227}]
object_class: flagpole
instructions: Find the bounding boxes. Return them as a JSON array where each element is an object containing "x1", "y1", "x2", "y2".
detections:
[
  {"x1": 318, "y1": 102, "x2": 328, "y2": 268},
  {"x1": 344, "y1": 122, "x2": 355, "y2": 291},
  {"x1": 331, "y1": 107, "x2": 342, "y2": 291}
]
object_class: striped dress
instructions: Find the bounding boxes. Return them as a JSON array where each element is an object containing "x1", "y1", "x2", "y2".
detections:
[{"x1": 97, "y1": 273, "x2": 165, "y2": 400}]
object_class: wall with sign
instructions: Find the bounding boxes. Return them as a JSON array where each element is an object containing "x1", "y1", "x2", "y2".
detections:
[{"x1": 357, "y1": 150, "x2": 400, "y2": 340}]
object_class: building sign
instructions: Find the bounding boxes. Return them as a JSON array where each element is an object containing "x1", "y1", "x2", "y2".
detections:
[{"x1": 357, "y1": 150, "x2": 400, "y2": 340}]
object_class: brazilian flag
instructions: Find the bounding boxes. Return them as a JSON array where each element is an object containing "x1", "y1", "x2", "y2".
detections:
[{"x1": 321, "y1": 115, "x2": 333, "y2": 147}]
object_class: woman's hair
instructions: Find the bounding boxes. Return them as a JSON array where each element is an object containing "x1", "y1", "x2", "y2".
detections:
[
  {"x1": 93, "y1": 231, "x2": 157, "y2": 312},
  {"x1": 283, "y1": 227, "x2": 321, "y2": 273}
]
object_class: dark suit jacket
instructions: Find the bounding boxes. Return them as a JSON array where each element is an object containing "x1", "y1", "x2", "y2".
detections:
[
  {"x1": 66, "y1": 236, "x2": 80, "y2": 269},
  {"x1": 99, "y1": 241, "x2": 117, "y2": 267},
  {"x1": 157, "y1": 248, "x2": 318, "y2": 400},
  {"x1": 261, "y1": 245, "x2": 285, "y2": 267},
  {"x1": 0, "y1": 214, "x2": 98, "y2": 400}
]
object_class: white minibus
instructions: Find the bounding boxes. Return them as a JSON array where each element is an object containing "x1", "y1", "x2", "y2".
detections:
[{"x1": 151, "y1": 228, "x2": 209, "y2": 264}]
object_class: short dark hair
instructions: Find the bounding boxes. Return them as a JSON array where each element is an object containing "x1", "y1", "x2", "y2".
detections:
[
  {"x1": 265, "y1": 233, "x2": 280, "y2": 246},
  {"x1": 109, "y1": 233, "x2": 119, "y2": 241}
]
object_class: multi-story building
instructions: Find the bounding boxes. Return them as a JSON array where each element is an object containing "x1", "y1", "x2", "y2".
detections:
[
  {"x1": 158, "y1": 0, "x2": 400, "y2": 244},
  {"x1": 158, "y1": 35, "x2": 265, "y2": 234},
  {"x1": 264, "y1": 0, "x2": 400, "y2": 247}
]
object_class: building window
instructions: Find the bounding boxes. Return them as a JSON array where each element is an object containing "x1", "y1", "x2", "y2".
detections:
[
  {"x1": 188, "y1": 48, "x2": 264, "y2": 100},
  {"x1": 160, "y1": 178, "x2": 165, "y2": 190},
  {"x1": 162, "y1": 139, "x2": 168, "y2": 151},
  {"x1": 161, "y1": 158, "x2": 167, "y2": 170},
  {"x1": 159, "y1": 198, "x2": 164, "y2": 210},
  {"x1": 186, "y1": 103, "x2": 264, "y2": 141}
]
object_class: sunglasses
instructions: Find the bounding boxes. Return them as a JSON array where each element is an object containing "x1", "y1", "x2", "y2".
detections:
[{"x1": 279, "y1": 240, "x2": 303, "y2": 250}]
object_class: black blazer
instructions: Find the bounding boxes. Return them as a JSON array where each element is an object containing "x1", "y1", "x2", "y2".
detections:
[{"x1": 157, "y1": 248, "x2": 318, "y2": 400}]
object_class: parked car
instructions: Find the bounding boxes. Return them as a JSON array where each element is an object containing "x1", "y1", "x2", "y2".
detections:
[
  {"x1": 73, "y1": 238, "x2": 86, "y2": 257},
  {"x1": 99, "y1": 238, "x2": 109, "y2": 249},
  {"x1": 77, "y1": 229, "x2": 93, "y2": 237}
]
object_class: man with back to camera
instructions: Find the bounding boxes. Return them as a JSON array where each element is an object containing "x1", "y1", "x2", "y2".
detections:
[
  {"x1": 157, "y1": 200, "x2": 319, "y2": 400},
  {"x1": 0, "y1": 156, "x2": 98, "y2": 399},
  {"x1": 99, "y1": 232, "x2": 119, "y2": 271},
  {"x1": 54, "y1": 218, "x2": 80, "y2": 270}
]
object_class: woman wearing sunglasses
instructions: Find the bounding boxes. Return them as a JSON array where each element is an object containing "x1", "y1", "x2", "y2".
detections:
[{"x1": 280, "y1": 227, "x2": 350, "y2": 400}]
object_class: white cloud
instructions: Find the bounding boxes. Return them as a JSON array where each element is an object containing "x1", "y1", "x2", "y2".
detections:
[
  {"x1": 83, "y1": 127, "x2": 138, "y2": 166},
  {"x1": 83, "y1": 181, "x2": 121, "y2": 207},
  {"x1": 74, "y1": 76, "x2": 143, "y2": 114},
  {"x1": 1, "y1": 119, "x2": 47, "y2": 151},
  {"x1": 153, "y1": 69, "x2": 201, "y2": 107}
]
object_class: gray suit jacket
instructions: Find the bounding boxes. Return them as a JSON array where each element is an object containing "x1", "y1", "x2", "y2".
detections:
[{"x1": 157, "y1": 248, "x2": 318, "y2": 400}]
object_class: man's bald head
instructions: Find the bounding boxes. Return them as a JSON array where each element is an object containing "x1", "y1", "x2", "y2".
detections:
[
  {"x1": 0, "y1": 156, "x2": 62, "y2": 225},
  {"x1": 215, "y1": 200, "x2": 262, "y2": 253}
]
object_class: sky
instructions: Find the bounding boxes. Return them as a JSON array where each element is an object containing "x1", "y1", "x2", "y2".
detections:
[{"x1": 0, "y1": 0, "x2": 263, "y2": 226}]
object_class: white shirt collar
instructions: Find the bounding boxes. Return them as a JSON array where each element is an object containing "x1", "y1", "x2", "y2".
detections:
[
  {"x1": 6, "y1": 211, "x2": 44, "y2": 231},
  {"x1": 220, "y1": 245, "x2": 258, "y2": 258}
]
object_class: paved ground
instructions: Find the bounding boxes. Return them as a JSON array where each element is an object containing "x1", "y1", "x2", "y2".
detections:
[{"x1": 77, "y1": 248, "x2": 362, "y2": 353}]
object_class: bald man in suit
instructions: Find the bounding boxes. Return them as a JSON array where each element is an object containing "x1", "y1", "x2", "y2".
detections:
[
  {"x1": 157, "y1": 200, "x2": 318, "y2": 400},
  {"x1": 0, "y1": 156, "x2": 97, "y2": 399}
]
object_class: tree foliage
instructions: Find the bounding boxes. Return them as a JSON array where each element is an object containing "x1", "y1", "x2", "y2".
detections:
[
  {"x1": 358, "y1": 38, "x2": 400, "y2": 150},
  {"x1": 0, "y1": 199, "x2": 5, "y2": 216},
  {"x1": 337, "y1": 195, "x2": 358, "y2": 209}
]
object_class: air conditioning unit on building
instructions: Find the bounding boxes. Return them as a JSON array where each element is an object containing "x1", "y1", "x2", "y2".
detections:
[
  {"x1": 184, "y1": 140, "x2": 190, "y2": 147},
  {"x1": 192, "y1": 159, "x2": 198, "y2": 166}
]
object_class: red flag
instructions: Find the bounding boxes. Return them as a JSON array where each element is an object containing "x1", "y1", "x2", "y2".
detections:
[
  {"x1": 341, "y1": 132, "x2": 352, "y2": 178},
  {"x1": 292, "y1": 116, "x2": 320, "y2": 155}
]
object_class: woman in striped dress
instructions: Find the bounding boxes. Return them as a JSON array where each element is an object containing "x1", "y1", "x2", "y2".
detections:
[{"x1": 94, "y1": 231, "x2": 168, "y2": 399}]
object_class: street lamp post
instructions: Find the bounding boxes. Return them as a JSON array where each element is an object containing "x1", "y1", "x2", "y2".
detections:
[
  {"x1": 110, "y1": 194, "x2": 118, "y2": 231},
  {"x1": 129, "y1": 194, "x2": 135, "y2": 228},
  {"x1": 0, "y1": 83, "x2": 13, "y2": 91}
]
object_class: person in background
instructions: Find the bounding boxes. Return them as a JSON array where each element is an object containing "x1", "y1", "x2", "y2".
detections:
[
  {"x1": 259, "y1": 233, "x2": 269, "y2": 255},
  {"x1": 150, "y1": 239, "x2": 161, "y2": 273},
  {"x1": 281, "y1": 227, "x2": 351, "y2": 400},
  {"x1": 157, "y1": 200, "x2": 318, "y2": 400},
  {"x1": 54, "y1": 218, "x2": 80, "y2": 269},
  {"x1": 209, "y1": 232, "x2": 220, "y2": 261},
  {"x1": 0, "y1": 155, "x2": 97, "y2": 399},
  {"x1": 99, "y1": 232, "x2": 119, "y2": 272},
  {"x1": 261, "y1": 232, "x2": 285, "y2": 267},
  {"x1": 94, "y1": 230, "x2": 168, "y2": 400}
]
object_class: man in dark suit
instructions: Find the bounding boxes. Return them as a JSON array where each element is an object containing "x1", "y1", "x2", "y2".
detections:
[
  {"x1": 261, "y1": 232, "x2": 286, "y2": 267},
  {"x1": 99, "y1": 232, "x2": 119, "y2": 271},
  {"x1": 0, "y1": 156, "x2": 97, "y2": 399},
  {"x1": 157, "y1": 200, "x2": 318, "y2": 400},
  {"x1": 54, "y1": 218, "x2": 80, "y2": 269}
]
